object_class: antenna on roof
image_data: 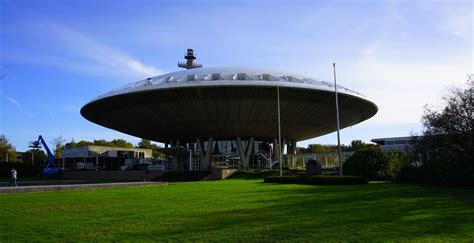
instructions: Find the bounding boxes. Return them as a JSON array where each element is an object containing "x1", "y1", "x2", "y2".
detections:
[{"x1": 178, "y1": 49, "x2": 203, "y2": 69}]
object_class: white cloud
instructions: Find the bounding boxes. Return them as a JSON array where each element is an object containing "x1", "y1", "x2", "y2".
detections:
[
  {"x1": 347, "y1": 47, "x2": 469, "y2": 126},
  {"x1": 50, "y1": 24, "x2": 162, "y2": 77},
  {"x1": 0, "y1": 92, "x2": 34, "y2": 117},
  {"x1": 4, "y1": 24, "x2": 163, "y2": 79},
  {"x1": 441, "y1": 12, "x2": 472, "y2": 38},
  {"x1": 42, "y1": 104, "x2": 55, "y2": 121},
  {"x1": 124, "y1": 60, "x2": 160, "y2": 78},
  {"x1": 419, "y1": 1, "x2": 473, "y2": 38}
]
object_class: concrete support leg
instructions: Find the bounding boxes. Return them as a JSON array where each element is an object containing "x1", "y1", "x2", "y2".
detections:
[
  {"x1": 281, "y1": 138, "x2": 286, "y2": 156},
  {"x1": 286, "y1": 140, "x2": 297, "y2": 154},
  {"x1": 272, "y1": 138, "x2": 279, "y2": 162},
  {"x1": 236, "y1": 137, "x2": 254, "y2": 169},
  {"x1": 273, "y1": 138, "x2": 287, "y2": 166},
  {"x1": 197, "y1": 138, "x2": 214, "y2": 170},
  {"x1": 197, "y1": 138, "x2": 204, "y2": 168}
]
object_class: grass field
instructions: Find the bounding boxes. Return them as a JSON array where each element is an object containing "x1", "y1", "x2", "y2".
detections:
[{"x1": 0, "y1": 179, "x2": 473, "y2": 241}]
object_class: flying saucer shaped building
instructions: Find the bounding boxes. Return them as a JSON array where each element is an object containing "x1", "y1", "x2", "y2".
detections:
[{"x1": 81, "y1": 50, "x2": 377, "y2": 170}]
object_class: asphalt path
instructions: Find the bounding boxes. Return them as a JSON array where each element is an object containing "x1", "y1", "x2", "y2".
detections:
[{"x1": 0, "y1": 181, "x2": 167, "y2": 194}]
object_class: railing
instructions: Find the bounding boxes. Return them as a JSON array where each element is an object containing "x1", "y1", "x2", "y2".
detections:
[{"x1": 254, "y1": 151, "x2": 279, "y2": 169}]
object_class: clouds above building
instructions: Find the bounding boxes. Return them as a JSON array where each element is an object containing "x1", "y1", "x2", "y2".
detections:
[{"x1": 0, "y1": 0, "x2": 471, "y2": 151}]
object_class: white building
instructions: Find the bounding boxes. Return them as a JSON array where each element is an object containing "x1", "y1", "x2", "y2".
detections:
[
  {"x1": 371, "y1": 136, "x2": 417, "y2": 152},
  {"x1": 61, "y1": 145, "x2": 152, "y2": 170}
]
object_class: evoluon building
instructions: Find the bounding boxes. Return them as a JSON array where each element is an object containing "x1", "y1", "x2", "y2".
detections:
[{"x1": 81, "y1": 49, "x2": 377, "y2": 170}]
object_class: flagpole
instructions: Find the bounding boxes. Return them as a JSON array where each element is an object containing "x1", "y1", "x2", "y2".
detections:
[
  {"x1": 277, "y1": 84, "x2": 283, "y2": 177},
  {"x1": 333, "y1": 63, "x2": 343, "y2": 176}
]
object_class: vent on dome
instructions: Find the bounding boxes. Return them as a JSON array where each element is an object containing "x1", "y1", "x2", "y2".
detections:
[
  {"x1": 259, "y1": 74, "x2": 279, "y2": 81},
  {"x1": 177, "y1": 76, "x2": 187, "y2": 82},
  {"x1": 301, "y1": 78, "x2": 316, "y2": 84},
  {"x1": 221, "y1": 74, "x2": 234, "y2": 80},
  {"x1": 145, "y1": 78, "x2": 153, "y2": 86},
  {"x1": 128, "y1": 81, "x2": 142, "y2": 89},
  {"x1": 232, "y1": 73, "x2": 253, "y2": 80},
  {"x1": 166, "y1": 76, "x2": 177, "y2": 82},
  {"x1": 187, "y1": 74, "x2": 197, "y2": 81},
  {"x1": 204, "y1": 73, "x2": 223, "y2": 81},
  {"x1": 282, "y1": 76, "x2": 303, "y2": 83},
  {"x1": 321, "y1": 81, "x2": 333, "y2": 87}
]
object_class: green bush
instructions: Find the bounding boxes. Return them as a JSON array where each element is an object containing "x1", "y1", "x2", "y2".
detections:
[
  {"x1": 154, "y1": 171, "x2": 211, "y2": 182},
  {"x1": 342, "y1": 147, "x2": 387, "y2": 180},
  {"x1": 342, "y1": 148, "x2": 410, "y2": 180},
  {"x1": 397, "y1": 158, "x2": 474, "y2": 186},
  {"x1": 228, "y1": 170, "x2": 280, "y2": 179},
  {"x1": 306, "y1": 175, "x2": 369, "y2": 185},
  {"x1": 264, "y1": 175, "x2": 305, "y2": 184},
  {"x1": 263, "y1": 175, "x2": 368, "y2": 185}
]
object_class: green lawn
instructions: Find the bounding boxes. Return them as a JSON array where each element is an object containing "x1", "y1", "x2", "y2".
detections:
[{"x1": 0, "y1": 179, "x2": 473, "y2": 241}]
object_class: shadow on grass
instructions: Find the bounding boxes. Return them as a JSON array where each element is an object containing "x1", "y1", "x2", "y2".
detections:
[
  {"x1": 1, "y1": 180, "x2": 473, "y2": 241},
  {"x1": 137, "y1": 182, "x2": 474, "y2": 241}
]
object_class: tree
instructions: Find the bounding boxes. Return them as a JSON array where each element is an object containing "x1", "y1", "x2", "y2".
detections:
[
  {"x1": 0, "y1": 135, "x2": 17, "y2": 162},
  {"x1": 137, "y1": 139, "x2": 164, "y2": 159},
  {"x1": 307, "y1": 144, "x2": 336, "y2": 153},
  {"x1": 77, "y1": 140, "x2": 93, "y2": 147},
  {"x1": 63, "y1": 138, "x2": 136, "y2": 149},
  {"x1": 295, "y1": 141, "x2": 366, "y2": 154},
  {"x1": 349, "y1": 140, "x2": 374, "y2": 151},
  {"x1": 137, "y1": 139, "x2": 152, "y2": 149},
  {"x1": 23, "y1": 149, "x2": 47, "y2": 165},
  {"x1": 52, "y1": 136, "x2": 65, "y2": 158},
  {"x1": 93, "y1": 139, "x2": 112, "y2": 147},
  {"x1": 110, "y1": 139, "x2": 133, "y2": 148},
  {"x1": 421, "y1": 86, "x2": 473, "y2": 161},
  {"x1": 410, "y1": 80, "x2": 474, "y2": 185},
  {"x1": 296, "y1": 147, "x2": 309, "y2": 153},
  {"x1": 63, "y1": 138, "x2": 78, "y2": 149}
]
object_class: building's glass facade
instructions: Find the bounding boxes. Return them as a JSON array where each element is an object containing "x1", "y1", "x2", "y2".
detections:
[{"x1": 166, "y1": 139, "x2": 279, "y2": 170}]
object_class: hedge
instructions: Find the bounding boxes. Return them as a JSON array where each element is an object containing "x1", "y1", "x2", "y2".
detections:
[
  {"x1": 263, "y1": 175, "x2": 368, "y2": 185},
  {"x1": 154, "y1": 171, "x2": 211, "y2": 182},
  {"x1": 0, "y1": 163, "x2": 43, "y2": 178},
  {"x1": 228, "y1": 170, "x2": 280, "y2": 179}
]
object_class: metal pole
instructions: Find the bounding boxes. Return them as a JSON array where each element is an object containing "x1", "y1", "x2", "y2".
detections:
[
  {"x1": 277, "y1": 85, "x2": 283, "y2": 177},
  {"x1": 333, "y1": 63, "x2": 343, "y2": 176}
]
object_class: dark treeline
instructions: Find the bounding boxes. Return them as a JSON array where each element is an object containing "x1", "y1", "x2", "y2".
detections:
[
  {"x1": 63, "y1": 138, "x2": 134, "y2": 149},
  {"x1": 296, "y1": 140, "x2": 378, "y2": 154},
  {"x1": 343, "y1": 82, "x2": 473, "y2": 186}
]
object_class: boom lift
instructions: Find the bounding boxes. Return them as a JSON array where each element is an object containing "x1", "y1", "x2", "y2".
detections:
[{"x1": 32, "y1": 135, "x2": 59, "y2": 178}]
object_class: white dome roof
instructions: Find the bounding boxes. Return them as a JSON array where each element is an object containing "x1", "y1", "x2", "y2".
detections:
[{"x1": 92, "y1": 66, "x2": 365, "y2": 102}]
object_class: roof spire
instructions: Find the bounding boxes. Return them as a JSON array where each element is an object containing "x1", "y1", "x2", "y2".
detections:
[{"x1": 178, "y1": 49, "x2": 203, "y2": 69}]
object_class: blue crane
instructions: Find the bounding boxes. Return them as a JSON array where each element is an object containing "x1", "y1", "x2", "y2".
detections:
[{"x1": 34, "y1": 135, "x2": 59, "y2": 178}]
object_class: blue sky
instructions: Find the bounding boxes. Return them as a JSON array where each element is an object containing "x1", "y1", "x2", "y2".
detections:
[{"x1": 0, "y1": 0, "x2": 472, "y2": 151}]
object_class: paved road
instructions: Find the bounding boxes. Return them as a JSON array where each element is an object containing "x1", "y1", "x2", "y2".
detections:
[
  {"x1": 0, "y1": 181, "x2": 167, "y2": 194},
  {"x1": 0, "y1": 180, "x2": 92, "y2": 187}
]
